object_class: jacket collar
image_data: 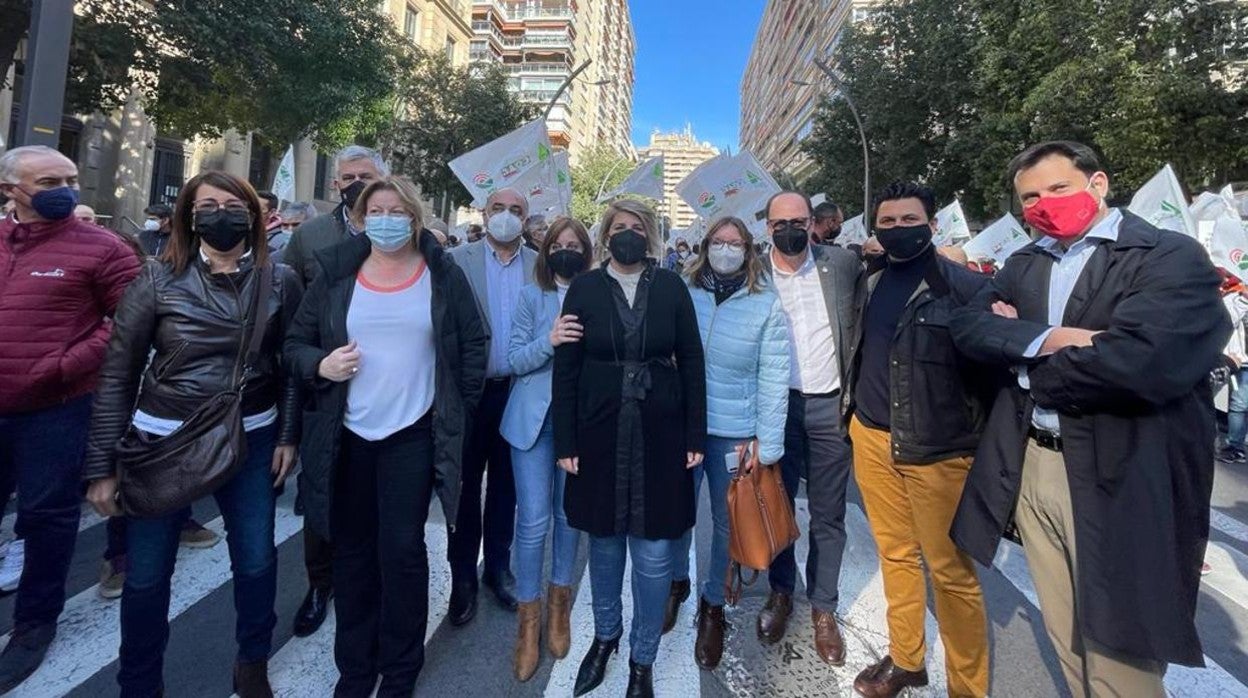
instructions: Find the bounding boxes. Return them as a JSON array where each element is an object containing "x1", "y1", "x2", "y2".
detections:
[
  {"x1": 1, "y1": 214, "x2": 77, "y2": 249},
  {"x1": 316, "y1": 228, "x2": 446, "y2": 282},
  {"x1": 1011, "y1": 208, "x2": 1157, "y2": 262}
]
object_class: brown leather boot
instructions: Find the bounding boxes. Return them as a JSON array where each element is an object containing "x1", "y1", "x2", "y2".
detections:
[
  {"x1": 662, "y1": 579, "x2": 691, "y2": 634},
  {"x1": 853, "y1": 655, "x2": 929, "y2": 697},
  {"x1": 811, "y1": 608, "x2": 846, "y2": 666},
  {"x1": 514, "y1": 599, "x2": 542, "y2": 681},
  {"x1": 547, "y1": 584, "x2": 573, "y2": 659},
  {"x1": 756, "y1": 591, "x2": 792, "y2": 644},
  {"x1": 232, "y1": 660, "x2": 273, "y2": 698},
  {"x1": 694, "y1": 597, "x2": 726, "y2": 670}
]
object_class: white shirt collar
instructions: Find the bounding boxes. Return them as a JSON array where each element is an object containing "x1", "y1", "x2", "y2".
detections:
[{"x1": 770, "y1": 247, "x2": 815, "y2": 277}]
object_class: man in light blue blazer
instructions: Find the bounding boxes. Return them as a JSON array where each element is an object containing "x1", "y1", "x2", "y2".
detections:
[{"x1": 446, "y1": 188, "x2": 538, "y2": 625}]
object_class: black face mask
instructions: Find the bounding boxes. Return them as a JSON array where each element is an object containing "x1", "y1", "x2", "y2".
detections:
[
  {"x1": 876, "y1": 223, "x2": 933, "y2": 261},
  {"x1": 340, "y1": 180, "x2": 368, "y2": 210},
  {"x1": 548, "y1": 249, "x2": 586, "y2": 279},
  {"x1": 194, "y1": 209, "x2": 252, "y2": 252},
  {"x1": 608, "y1": 231, "x2": 648, "y2": 266},
  {"x1": 772, "y1": 223, "x2": 809, "y2": 256},
  {"x1": 823, "y1": 226, "x2": 842, "y2": 244}
]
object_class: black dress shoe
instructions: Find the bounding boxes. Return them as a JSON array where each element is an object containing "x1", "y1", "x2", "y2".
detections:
[
  {"x1": 449, "y1": 580, "x2": 479, "y2": 627},
  {"x1": 573, "y1": 635, "x2": 620, "y2": 697},
  {"x1": 483, "y1": 570, "x2": 518, "y2": 612},
  {"x1": 292, "y1": 587, "x2": 332, "y2": 638},
  {"x1": 625, "y1": 659, "x2": 654, "y2": 698},
  {"x1": 0, "y1": 622, "x2": 55, "y2": 693}
]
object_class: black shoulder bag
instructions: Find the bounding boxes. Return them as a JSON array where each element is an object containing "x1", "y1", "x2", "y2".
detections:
[{"x1": 116, "y1": 262, "x2": 274, "y2": 518}]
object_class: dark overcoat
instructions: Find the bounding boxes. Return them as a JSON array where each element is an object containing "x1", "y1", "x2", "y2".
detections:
[
  {"x1": 948, "y1": 211, "x2": 1230, "y2": 666},
  {"x1": 553, "y1": 264, "x2": 707, "y2": 540}
]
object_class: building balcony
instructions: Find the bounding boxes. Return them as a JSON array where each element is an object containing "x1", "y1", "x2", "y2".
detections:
[
  {"x1": 504, "y1": 5, "x2": 573, "y2": 21},
  {"x1": 503, "y1": 62, "x2": 569, "y2": 75}
]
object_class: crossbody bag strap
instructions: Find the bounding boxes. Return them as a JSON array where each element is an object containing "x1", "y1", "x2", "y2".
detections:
[{"x1": 235, "y1": 262, "x2": 274, "y2": 389}]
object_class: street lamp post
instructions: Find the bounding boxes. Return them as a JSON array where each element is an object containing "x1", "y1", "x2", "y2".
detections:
[
  {"x1": 544, "y1": 60, "x2": 593, "y2": 119},
  {"x1": 808, "y1": 58, "x2": 871, "y2": 221},
  {"x1": 594, "y1": 157, "x2": 629, "y2": 202},
  {"x1": 16, "y1": 0, "x2": 75, "y2": 148}
]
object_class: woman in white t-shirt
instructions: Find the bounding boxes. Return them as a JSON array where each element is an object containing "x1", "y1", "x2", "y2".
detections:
[{"x1": 284, "y1": 177, "x2": 486, "y2": 697}]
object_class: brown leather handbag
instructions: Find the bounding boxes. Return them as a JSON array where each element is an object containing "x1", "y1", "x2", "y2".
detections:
[
  {"x1": 724, "y1": 439, "x2": 800, "y2": 604},
  {"x1": 115, "y1": 263, "x2": 273, "y2": 518}
]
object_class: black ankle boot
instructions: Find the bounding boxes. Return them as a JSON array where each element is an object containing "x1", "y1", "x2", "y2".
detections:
[
  {"x1": 625, "y1": 659, "x2": 653, "y2": 698},
  {"x1": 573, "y1": 635, "x2": 620, "y2": 697}
]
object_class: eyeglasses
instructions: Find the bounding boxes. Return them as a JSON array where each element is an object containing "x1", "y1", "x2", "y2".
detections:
[
  {"x1": 193, "y1": 200, "x2": 250, "y2": 216},
  {"x1": 767, "y1": 217, "x2": 810, "y2": 230},
  {"x1": 709, "y1": 240, "x2": 747, "y2": 251}
]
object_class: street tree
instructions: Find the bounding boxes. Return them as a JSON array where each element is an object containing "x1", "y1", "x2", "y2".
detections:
[
  {"x1": 382, "y1": 51, "x2": 538, "y2": 219},
  {"x1": 570, "y1": 146, "x2": 636, "y2": 225}
]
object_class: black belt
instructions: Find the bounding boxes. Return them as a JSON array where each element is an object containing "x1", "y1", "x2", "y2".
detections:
[
  {"x1": 485, "y1": 377, "x2": 512, "y2": 387},
  {"x1": 1029, "y1": 426, "x2": 1063, "y2": 452},
  {"x1": 792, "y1": 388, "x2": 841, "y2": 400}
]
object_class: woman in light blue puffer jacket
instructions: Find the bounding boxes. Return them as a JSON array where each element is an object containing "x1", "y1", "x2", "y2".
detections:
[{"x1": 664, "y1": 216, "x2": 791, "y2": 670}]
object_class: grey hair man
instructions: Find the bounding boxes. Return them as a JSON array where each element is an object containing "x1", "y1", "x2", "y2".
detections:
[
  {"x1": 444, "y1": 186, "x2": 538, "y2": 623},
  {"x1": 282, "y1": 145, "x2": 389, "y2": 288},
  {"x1": 279, "y1": 145, "x2": 388, "y2": 639}
]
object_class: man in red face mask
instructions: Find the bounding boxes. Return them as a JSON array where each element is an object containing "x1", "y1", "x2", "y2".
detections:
[{"x1": 946, "y1": 141, "x2": 1230, "y2": 697}]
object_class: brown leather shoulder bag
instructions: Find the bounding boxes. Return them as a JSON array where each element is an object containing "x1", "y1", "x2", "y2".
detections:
[{"x1": 725, "y1": 439, "x2": 800, "y2": 605}]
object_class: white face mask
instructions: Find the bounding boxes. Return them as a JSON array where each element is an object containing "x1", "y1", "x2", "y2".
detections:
[
  {"x1": 708, "y1": 243, "x2": 746, "y2": 275},
  {"x1": 487, "y1": 211, "x2": 524, "y2": 243},
  {"x1": 143, "y1": 219, "x2": 161, "y2": 232}
]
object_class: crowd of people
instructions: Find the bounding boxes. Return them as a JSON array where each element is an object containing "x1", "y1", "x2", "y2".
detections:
[{"x1": 0, "y1": 137, "x2": 1232, "y2": 698}]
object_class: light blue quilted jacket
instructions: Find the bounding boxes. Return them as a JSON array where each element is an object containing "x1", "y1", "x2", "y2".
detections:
[{"x1": 688, "y1": 279, "x2": 791, "y2": 464}]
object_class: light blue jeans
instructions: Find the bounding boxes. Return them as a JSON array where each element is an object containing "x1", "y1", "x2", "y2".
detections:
[
  {"x1": 672, "y1": 435, "x2": 741, "y2": 607},
  {"x1": 511, "y1": 418, "x2": 581, "y2": 603},
  {"x1": 589, "y1": 534, "x2": 673, "y2": 666},
  {"x1": 1228, "y1": 368, "x2": 1248, "y2": 449}
]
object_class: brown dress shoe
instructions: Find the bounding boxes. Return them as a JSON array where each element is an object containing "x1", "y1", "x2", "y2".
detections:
[
  {"x1": 662, "y1": 579, "x2": 691, "y2": 634},
  {"x1": 233, "y1": 660, "x2": 273, "y2": 698},
  {"x1": 811, "y1": 608, "x2": 846, "y2": 666},
  {"x1": 853, "y1": 655, "x2": 929, "y2": 697},
  {"x1": 756, "y1": 591, "x2": 792, "y2": 644},
  {"x1": 694, "y1": 597, "x2": 726, "y2": 670},
  {"x1": 514, "y1": 599, "x2": 542, "y2": 682},
  {"x1": 547, "y1": 584, "x2": 573, "y2": 659}
]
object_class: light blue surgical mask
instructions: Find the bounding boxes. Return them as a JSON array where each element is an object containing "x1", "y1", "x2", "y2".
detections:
[{"x1": 365, "y1": 214, "x2": 413, "y2": 252}]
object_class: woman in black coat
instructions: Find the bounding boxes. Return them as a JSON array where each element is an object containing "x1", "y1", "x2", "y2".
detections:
[
  {"x1": 283, "y1": 177, "x2": 485, "y2": 697},
  {"x1": 553, "y1": 200, "x2": 706, "y2": 698}
]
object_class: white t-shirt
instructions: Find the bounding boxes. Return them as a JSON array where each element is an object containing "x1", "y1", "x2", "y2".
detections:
[
  {"x1": 607, "y1": 264, "x2": 642, "y2": 307},
  {"x1": 344, "y1": 265, "x2": 436, "y2": 441}
]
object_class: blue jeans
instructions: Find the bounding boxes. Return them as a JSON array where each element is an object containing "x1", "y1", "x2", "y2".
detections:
[
  {"x1": 0, "y1": 394, "x2": 92, "y2": 627},
  {"x1": 118, "y1": 424, "x2": 278, "y2": 697},
  {"x1": 511, "y1": 418, "x2": 581, "y2": 603},
  {"x1": 1228, "y1": 368, "x2": 1248, "y2": 449},
  {"x1": 589, "y1": 535, "x2": 673, "y2": 666},
  {"x1": 672, "y1": 435, "x2": 740, "y2": 607}
]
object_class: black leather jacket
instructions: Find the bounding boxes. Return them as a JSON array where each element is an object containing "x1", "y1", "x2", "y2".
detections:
[
  {"x1": 847, "y1": 254, "x2": 998, "y2": 463},
  {"x1": 84, "y1": 255, "x2": 303, "y2": 480}
]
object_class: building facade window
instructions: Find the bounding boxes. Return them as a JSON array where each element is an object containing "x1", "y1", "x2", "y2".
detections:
[{"x1": 404, "y1": 4, "x2": 420, "y2": 43}]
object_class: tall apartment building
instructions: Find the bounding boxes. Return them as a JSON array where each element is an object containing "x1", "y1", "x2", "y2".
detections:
[
  {"x1": 0, "y1": 1, "x2": 474, "y2": 228},
  {"x1": 470, "y1": 0, "x2": 635, "y2": 162},
  {"x1": 740, "y1": 0, "x2": 881, "y2": 183},
  {"x1": 637, "y1": 127, "x2": 720, "y2": 230}
]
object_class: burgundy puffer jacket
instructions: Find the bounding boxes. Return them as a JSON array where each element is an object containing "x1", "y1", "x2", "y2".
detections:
[{"x1": 0, "y1": 214, "x2": 142, "y2": 414}]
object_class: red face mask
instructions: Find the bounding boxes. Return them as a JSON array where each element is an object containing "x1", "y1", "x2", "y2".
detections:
[{"x1": 1022, "y1": 186, "x2": 1102, "y2": 240}]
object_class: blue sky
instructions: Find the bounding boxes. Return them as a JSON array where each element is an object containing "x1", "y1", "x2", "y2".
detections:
[{"x1": 628, "y1": 0, "x2": 764, "y2": 152}]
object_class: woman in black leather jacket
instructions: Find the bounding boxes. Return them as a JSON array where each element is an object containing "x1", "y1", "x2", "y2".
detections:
[{"x1": 83, "y1": 170, "x2": 302, "y2": 698}]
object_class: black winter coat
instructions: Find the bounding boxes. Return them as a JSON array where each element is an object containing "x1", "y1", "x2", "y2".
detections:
[
  {"x1": 846, "y1": 253, "x2": 998, "y2": 463},
  {"x1": 553, "y1": 263, "x2": 707, "y2": 540},
  {"x1": 84, "y1": 255, "x2": 303, "y2": 480},
  {"x1": 283, "y1": 230, "x2": 486, "y2": 541},
  {"x1": 949, "y1": 211, "x2": 1230, "y2": 666}
]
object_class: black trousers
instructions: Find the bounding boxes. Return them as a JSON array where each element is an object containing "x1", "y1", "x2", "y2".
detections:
[
  {"x1": 304, "y1": 527, "x2": 333, "y2": 592},
  {"x1": 447, "y1": 378, "x2": 515, "y2": 583},
  {"x1": 332, "y1": 416, "x2": 434, "y2": 698}
]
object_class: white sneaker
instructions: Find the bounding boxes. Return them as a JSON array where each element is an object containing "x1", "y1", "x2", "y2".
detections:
[{"x1": 0, "y1": 539, "x2": 25, "y2": 592}]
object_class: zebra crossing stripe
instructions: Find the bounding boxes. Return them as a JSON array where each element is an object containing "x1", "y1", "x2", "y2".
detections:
[
  {"x1": 991, "y1": 538, "x2": 1248, "y2": 696},
  {"x1": 0, "y1": 503, "x2": 105, "y2": 537},
  {"x1": 6, "y1": 507, "x2": 304, "y2": 698}
]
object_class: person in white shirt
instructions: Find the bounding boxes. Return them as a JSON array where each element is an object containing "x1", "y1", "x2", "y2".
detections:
[{"x1": 759, "y1": 191, "x2": 866, "y2": 665}]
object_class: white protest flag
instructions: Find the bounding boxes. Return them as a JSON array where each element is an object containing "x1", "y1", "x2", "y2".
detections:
[
  {"x1": 676, "y1": 154, "x2": 734, "y2": 223},
  {"x1": 676, "y1": 151, "x2": 780, "y2": 237},
  {"x1": 271, "y1": 146, "x2": 296, "y2": 203},
  {"x1": 835, "y1": 213, "x2": 869, "y2": 247},
  {"x1": 449, "y1": 119, "x2": 553, "y2": 208},
  {"x1": 1191, "y1": 190, "x2": 1239, "y2": 249},
  {"x1": 1128, "y1": 164, "x2": 1197, "y2": 237},
  {"x1": 597, "y1": 155, "x2": 664, "y2": 203},
  {"x1": 511, "y1": 149, "x2": 573, "y2": 217},
  {"x1": 1210, "y1": 215, "x2": 1248, "y2": 283},
  {"x1": 933, "y1": 200, "x2": 972, "y2": 246},
  {"x1": 554, "y1": 150, "x2": 572, "y2": 213},
  {"x1": 962, "y1": 213, "x2": 1030, "y2": 265},
  {"x1": 726, "y1": 150, "x2": 783, "y2": 236},
  {"x1": 811, "y1": 193, "x2": 827, "y2": 207}
]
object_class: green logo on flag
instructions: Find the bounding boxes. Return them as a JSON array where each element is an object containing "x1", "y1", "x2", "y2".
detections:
[{"x1": 537, "y1": 144, "x2": 551, "y2": 161}]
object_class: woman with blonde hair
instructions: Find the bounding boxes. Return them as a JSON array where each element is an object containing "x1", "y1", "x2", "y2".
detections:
[
  {"x1": 553, "y1": 199, "x2": 706, "y2": 697},
  {"x1": 668, "y1": 216, "x2": 790, "y2": 669},
  {"x1": 284, "y1": 176, "x2": 486, "y2": 696}
]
